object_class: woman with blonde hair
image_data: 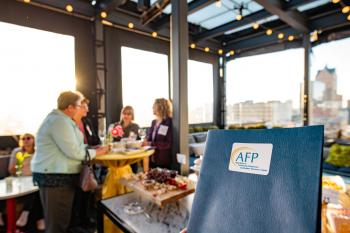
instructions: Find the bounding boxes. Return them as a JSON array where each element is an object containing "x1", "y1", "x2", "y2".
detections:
[
  {"x1": 119, "y1": 106, "x2": 139, "y2": 139},
  {"x1": 143, "y1": 98, "x2": 173, "y2": 171}
]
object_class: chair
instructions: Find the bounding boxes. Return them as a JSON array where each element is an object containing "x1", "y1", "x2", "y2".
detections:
[{"x1": 0, "y1": 155, "x2": 10, "y2": 179}]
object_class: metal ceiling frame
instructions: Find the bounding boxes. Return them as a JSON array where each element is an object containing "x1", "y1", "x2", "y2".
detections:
[
  {"x1": 140, "y1": 0, "x2": 170, "y2": 25},
  {"x1": 151, "y1": 0, "x2": 217, "y2": 30},
  {"x1": 14, "y1": 0, "x2": 350, "y2": 55},
  {"x1": 254, "y1": 0, "x2": 309, "y2": 33},
  {"x1": 224, "y1": 4, "x2": 350, "y2": 57},
  {"x1": 193, "y1": 0, "x2": 320, "y2": 42}
]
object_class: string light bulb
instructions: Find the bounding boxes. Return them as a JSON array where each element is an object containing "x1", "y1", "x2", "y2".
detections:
[
  {"x1": 128, "y1": 22, "x2": 134, "y2": 29},
  {"x1": 288, "y1": 35, "x2": 294, "y2": 41},
  {"x1": 266, "y1": 29, "x2": 273, "y2": 35},
  {"x1": 252, "y1": 23, "x2": 259, "y2": 30},
  {"x1": 342, "y1": 6, "x2": 350, "y2": 14},
  {"x1": 347, "y1": 14, "x2": 350, "y2": 21},
  {"x1": 23, "y1": 0, "x2": 30, "y2": 3},
  {"x1": 332, "y1": 0, "x2": 340, "y2": 3},
  {"x1": 204, "y1": 47, "x2": 210, "y2": 52},
  {"x1": 218, "y1": 49, "x2": 223, "y2": 55},
  {"x1": 310, "y1": 31, "x2": 318, "y2": 42},
  {"x1": 66, "y1": 4, "x2": 73, "y2": 13},
  {"x1": 278, "y1": 33, "x2": 284, "y2": 39},
  {"x1": 190, "y1": 43, "x2": 196, "y2": 49},
  {"x1": 152, "y1": 32, "x2": 157, "y2": 38},
  {"x1": 100, "y1": 11, "x2": 107, "y2": 18},
  {"x1": 236, "y1": 14, "x2": 243, "y2": 21},
  {"x1": 215, "y1": 0, "x2": 222, "y2": 8},
  {"x1": 229, "y1": 50, "x2": 235, "y2": 56}
]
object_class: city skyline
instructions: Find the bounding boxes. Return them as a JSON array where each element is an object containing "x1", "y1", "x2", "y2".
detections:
[{"x1": 226, "y1": 37, "x2": 350, "y2": 109}]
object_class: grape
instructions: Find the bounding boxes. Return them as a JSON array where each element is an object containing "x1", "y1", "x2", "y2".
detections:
[{"x1": 146, "y1": 168, "x2": 177, "y2": 183}]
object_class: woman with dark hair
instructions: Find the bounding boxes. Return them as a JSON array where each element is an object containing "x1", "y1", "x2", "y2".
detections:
[
  {"x1": 142, "y1": 98, "x2": 173, "y2": 171},
  {"x1": 8, "y1": 133, "x2": 45, "y2": 231}
]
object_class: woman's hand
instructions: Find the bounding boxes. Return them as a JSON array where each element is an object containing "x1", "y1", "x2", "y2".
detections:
[
  {"x1": 180, "y1": 228, "x2": 187, "y2": 233},
  {"x1": 95, "y1": 145, "x2": 109, "y2": 156},
  {"x1": 141, "y1": 140, "x2": 151, "y2": 147}
]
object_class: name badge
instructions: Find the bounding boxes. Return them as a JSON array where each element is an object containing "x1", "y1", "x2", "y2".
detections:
[
  {"x1": 229, "y1": 143, "x2": 273, "y2": 175},
  {"x1": 158, "y1": 125, "x2": 168, "y2": 136}
]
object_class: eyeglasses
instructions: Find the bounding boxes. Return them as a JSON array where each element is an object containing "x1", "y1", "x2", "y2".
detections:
[
  {"x1": 22, "y1": 137, "x2": 33, "y2": 141},
  {"x1": 123, "y1": 112, "x2": 132, "y2": 115}
]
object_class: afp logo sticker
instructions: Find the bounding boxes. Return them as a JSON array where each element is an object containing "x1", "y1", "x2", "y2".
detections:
[{"x1": 229, "y1": 143, "x2": 273, "y2": 175}]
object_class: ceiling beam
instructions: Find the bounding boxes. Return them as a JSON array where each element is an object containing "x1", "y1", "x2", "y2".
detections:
[
  {"x1": 188, "y1": 0, "x2": 217, "y2": 15},
  {"x1": 141, "y1": 0, "x2": 170, "y2": 25},
  {"x1": 151, "y1": 0, "x2": 216, "y2": 30},
  {"x1": 221, "y1": 19, "x2": 286, "y2": 43},
  {"x1": 99, "y1": 0, "x2": 127, "y2": 13},
  {"x1": 222, "y1": 2, "x2": 336, "y2": 44},
  {"x1": 193, "y1": 10, "x2": 272, "y2": 42},
  {"x1": 225, "y1": 8, "x2": 348, "y2": 52},
  {"x1": 254, "y1": 0, "x2": 309, "y2": 33},
  {"x1": 137, "y1": 0, "x2": 150, "y2": 11},
  {"x1": 192, "y1": 0, "x2": 319, "y2": 42}
]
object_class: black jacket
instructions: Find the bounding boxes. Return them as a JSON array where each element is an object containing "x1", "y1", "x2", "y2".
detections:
[{"x1": 82, "y1": 117, "x2": 101, "y2": 146}]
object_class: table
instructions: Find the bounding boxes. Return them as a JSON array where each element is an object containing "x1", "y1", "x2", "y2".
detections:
[
  {"x1": 99, "y1": 192, "x2": 193, "y2": 233},
  {"x1": 0, "y1": 176, "x2": 38, "y2": 233},
  {"x1": 322, "y1": 173, "x2": 350, "y2": 233},
  {"x1": 93, "y1": 149, "x2": 154, "y2": 233}
]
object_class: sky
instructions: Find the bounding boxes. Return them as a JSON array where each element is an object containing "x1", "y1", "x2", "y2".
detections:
[
  {"x1": 121, "y1": 47, "x2": 214, "y2": 126},
  {"x1": 226, "y1": 37, "x2": 350, "y2": 108},
  {"x1": 0, "y1": 21, "x2": 75, "y2": 135}
]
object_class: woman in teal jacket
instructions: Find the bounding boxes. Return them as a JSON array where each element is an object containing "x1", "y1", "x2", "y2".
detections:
[{"x1": 31, "y1": 91, "x2": 108, "y2": 233}]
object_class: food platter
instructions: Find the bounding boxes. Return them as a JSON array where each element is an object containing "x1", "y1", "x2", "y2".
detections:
[{"x1": 120, "y1": 168, "x2": 195, "y2": 207}]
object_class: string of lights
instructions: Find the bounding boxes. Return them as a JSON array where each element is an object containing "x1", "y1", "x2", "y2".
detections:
[{"x1": 20, "y1": 0, "x2": 350, "y2": 57}]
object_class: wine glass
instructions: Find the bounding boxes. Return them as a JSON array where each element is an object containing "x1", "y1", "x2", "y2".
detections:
[
  {"x1": 138, "y1": 128, "x2": 146, "y2": 141},
  {"x1": 98, "y1": 129, "x2": 106, "y2": 145}
]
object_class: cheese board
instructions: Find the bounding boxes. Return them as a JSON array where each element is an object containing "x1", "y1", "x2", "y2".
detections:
[{"x1": 120, "y1": 168, "x2": 195, "y2": 207}]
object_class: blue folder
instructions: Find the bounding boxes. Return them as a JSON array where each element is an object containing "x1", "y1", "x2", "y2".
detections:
[{"x1": 187, "y1": 126, "x2": 323, "y2": 233}]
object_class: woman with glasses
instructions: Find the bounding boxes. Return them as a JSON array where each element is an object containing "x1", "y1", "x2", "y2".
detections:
[
  {"x1": 74, "y1": 97, "x2": 101, "y2": 147},
  {"x1": 71, "y1": 97, "x2": 101, "y2": 230},
  {"x1": 119, "y1": 106, "x2": 139, "y2": 140},
  {"x1": 31, "y1": 91, "x2": 109, "y2": 233},
  {"x1": 7, "y1": 133, "x2": 45, "y2": 231},
  {"x1": 120, "y1": 106, "x2": 140, "y2": 172}
]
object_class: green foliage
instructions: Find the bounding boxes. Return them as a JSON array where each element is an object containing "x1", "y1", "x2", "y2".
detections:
[
  {"x1": 228, "y1": 123, "x2": 267, "y2": 130},
  {"x1": 326, "y1": 144, "x2": 350, "y2": 167},
  {"x1": 228, "y1": 124, "x2": 245, "y2": 130},
  {"x1": 189, "y1": 125, "x2": 219, "y2": 133}
]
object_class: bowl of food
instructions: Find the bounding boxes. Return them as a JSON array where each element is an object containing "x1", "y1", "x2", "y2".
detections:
[
  {"x1": 126, "y1": 140, "x2": 142, "y2": 149},
  {"x1": 110, "y1": 141, "x2": 125, "y2": 153}
]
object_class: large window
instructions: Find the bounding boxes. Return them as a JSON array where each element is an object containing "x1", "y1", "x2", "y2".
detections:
[
  {"x1": 188, "y1": 60, "x2": 213, "y2": 124},
  {"x1": 121, "y1": 46, "x2": 169, "y2": 127},
  {"x1": 226, "y1": 49, "x2": 304, "y2": 127},
  {"x1": 0, "y1": 22, "x2": 75, "y2": 135},
  {"x1": 310, "y1": 38, "x2": 350, "y2": 139}
]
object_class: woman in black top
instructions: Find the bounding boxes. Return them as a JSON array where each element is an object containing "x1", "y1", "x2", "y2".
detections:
[
  {"x1": 119, "y1": 106, "x2": 140, "y2": 172},
  {"x1": 119, "y1": 106, "x2": 139, "y2": 139}
]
